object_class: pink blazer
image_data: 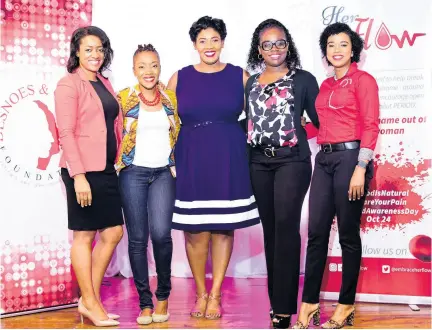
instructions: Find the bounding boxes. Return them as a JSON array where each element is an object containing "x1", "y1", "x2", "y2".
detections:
[{"x1": 54, "y1": 68, "x2": 123, "y2": 177}]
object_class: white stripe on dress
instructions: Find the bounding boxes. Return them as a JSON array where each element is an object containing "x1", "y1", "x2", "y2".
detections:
[
  {"x1": 172, "y1": 208, "x2": 259, "y2": 225},
  {"x1": 174, "y1": 195, "x2": 256, "y2": 209}
]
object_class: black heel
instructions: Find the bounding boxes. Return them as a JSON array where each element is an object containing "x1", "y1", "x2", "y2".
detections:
[
  {"x1": 272, "y1": 315, "x2": 291, "y2": 329},
  {"x1": 270, "y1": 308, "x2": 274, "y2": 319}
]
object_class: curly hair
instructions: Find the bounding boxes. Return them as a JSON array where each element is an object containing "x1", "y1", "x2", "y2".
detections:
[
  {"x1": 247, "y1": 19, "x2": 301, "y2": 72},
  {"x1": 189, "y1": 16, "x2": 227, "y2": 42},
  {"x1": 67, "y1": 26, "x2": 113, "y2": 75},
  {"x1": 133, "y1": 43, "x2": 159, "y2": 58},
  {"x1": 319, "y1": 22, "x2": 364, "y2": 66}
]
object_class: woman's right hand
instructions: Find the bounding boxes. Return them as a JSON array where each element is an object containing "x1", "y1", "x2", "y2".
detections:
[{"x1": 73, "y1": 174, "x2": 92, "y2": 207}]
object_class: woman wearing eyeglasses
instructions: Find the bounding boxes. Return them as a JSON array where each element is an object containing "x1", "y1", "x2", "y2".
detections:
[{"x1": 244, "y1": 19, "x2": 319, "y2": 328}]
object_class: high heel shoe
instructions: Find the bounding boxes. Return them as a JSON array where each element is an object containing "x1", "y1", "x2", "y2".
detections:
[
  {"x1": 78, "y1": 297, "x2": 120, "y2": 320},
  {"x1": 270, "y1": 308, "x2": 274, "y2": 319},
  {"x1": 321, "y1": 307, "x2": 355, "y2": 329},
  {"x1": 190, "y1": 292, "x2": 208, "y2": 318},
  {"x1": 205, "y1": 293, "x2": 222, "y2": 319},
  {"x1": 272, "y1": 314, "x2": 291, "y2": 329},
  {"x1": 292, "y1": 305, "x2": 320, "y2": 329},
  {"x1": 78, "y1": 298, "x2": 120, "y2": 327}
]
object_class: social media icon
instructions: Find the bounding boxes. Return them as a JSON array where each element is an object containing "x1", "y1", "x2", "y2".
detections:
[
  {"x1": 329, "y1": 263, "x2": 337, "y2": 272},
  {"x1": 382, "y1": 265, "x2": 391, "y2": 273},
  {"x1": 337, "y1": 264, "x2": 343, "y2": 272}
]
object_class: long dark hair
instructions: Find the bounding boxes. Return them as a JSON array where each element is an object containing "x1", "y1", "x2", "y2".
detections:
[
  {"x1": 247, "y1": 19, "x2": 301, "y2": 72},
  {"x1": 66, "y1": 26, "x2": 113, "y2": 75}
]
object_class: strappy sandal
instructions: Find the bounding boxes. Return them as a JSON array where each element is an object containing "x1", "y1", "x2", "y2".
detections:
[
  {"x1": 190, "y1": 292, "x2": 208, "y2": 318},
  {"x1": 205, "y1": 293, "x2": 222, "y2": 319}
]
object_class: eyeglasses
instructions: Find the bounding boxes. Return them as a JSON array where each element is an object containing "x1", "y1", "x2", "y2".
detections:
[{"x1": 260, "y1": 39, "x2": 288, "y2": 51}]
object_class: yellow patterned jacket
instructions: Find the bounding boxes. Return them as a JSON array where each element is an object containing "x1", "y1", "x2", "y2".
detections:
[{"x1": 115, "y1": 83, "x2": 180, "y2": 177}]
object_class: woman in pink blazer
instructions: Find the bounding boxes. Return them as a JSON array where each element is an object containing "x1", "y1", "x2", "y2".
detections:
[{"x1": 55, "y1": 26, "x2": 123, "y2": 327}]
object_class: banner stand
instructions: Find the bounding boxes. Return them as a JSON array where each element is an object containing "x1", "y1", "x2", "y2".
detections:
[{"x1": 0, "y1": 303, "x2": 78, "y2": 319}]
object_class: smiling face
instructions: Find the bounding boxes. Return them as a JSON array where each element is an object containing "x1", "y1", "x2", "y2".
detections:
[
  {"x1": 194, "y1": 28, "x2": 224, "y2": 65},
  {"x1": 133, "y1": 51, "x2": 161, "y2": 90},
  {"x1": 259, "y1": 27, "x2": 288, "y2": 68},
  {"x1": 326, "y1": 32, "x2": 352, "y2": 69},
  {"x1": 77, "y1": 35, "x2": 105, "y2": 75}
]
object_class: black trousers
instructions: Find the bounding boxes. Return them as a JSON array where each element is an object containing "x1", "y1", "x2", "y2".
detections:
[
  {"x1": 250, "y1": 148, "x2": 312, "y2": 314},
  {"x1": 302, "y1": 149, "x2": 373, "y2": 305}
]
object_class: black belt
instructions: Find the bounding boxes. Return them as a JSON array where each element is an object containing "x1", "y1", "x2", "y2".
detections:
[
  {"x1": 320, "y1": 141, "x2": 360, "y2": 153},
  {"x1": 253, "y1": 145, "x2": 298, "y2": 158}
]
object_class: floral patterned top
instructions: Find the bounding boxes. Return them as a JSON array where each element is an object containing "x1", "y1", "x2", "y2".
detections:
[
  {"x1": 115, "y1": 83, "x2": 180, "y2": 176},
  {"x1": 247, "y1": 70, "x2": 298, "y2": 147}
]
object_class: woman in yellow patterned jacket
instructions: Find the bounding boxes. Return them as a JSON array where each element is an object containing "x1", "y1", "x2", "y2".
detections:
[{"x1": 115, "y1": 44, "x2": 180, "y2": 325}]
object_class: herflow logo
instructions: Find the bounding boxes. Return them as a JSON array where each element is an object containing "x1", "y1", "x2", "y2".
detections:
[{"x1": 322, "y1": 6, "x2": 426, "y2": 50}]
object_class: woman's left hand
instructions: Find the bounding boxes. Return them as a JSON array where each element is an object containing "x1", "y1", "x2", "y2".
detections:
[
  {"x1": 348, "y1": 166, "x2": 366, "y2": 201},
  {"x1": 301, "y1": 116, "x2": 307, "y2": 127}
]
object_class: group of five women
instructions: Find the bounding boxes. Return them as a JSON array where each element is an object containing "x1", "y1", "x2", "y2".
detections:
[{"x1": 55, "y1": 15, "x2": 379, "y2": 329}]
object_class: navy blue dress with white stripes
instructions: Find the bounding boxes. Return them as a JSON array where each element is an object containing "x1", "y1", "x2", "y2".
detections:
[{"x1": 172, "y1": 64, "x2": 260, "y2": 231}]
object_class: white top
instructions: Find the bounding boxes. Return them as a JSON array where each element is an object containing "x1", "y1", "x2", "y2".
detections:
[{"x1": 133, "y1": 104, "x2": 171, "y2": 168}]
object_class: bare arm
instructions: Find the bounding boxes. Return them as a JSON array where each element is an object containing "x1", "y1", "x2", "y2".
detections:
[
  {"x1": 243, "y1": 69, "x2": 250, "y2": 88},
  {"x1": 167, "y1": 71, "x2": 179, "y2": 92}
]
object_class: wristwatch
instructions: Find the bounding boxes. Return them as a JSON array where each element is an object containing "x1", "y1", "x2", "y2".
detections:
[{"x1": 357, "y1": 160, "x2": 368, "y2": 169}]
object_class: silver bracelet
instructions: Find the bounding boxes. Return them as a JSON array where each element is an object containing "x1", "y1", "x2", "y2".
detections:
[{"x1": 358, "y1": 148, "x2": 373, "y2": 161}]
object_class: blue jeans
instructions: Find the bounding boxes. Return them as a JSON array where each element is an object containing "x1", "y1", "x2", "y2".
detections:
[{"x1": 119, "y1": 165, "x2": 175, "y2": 309}]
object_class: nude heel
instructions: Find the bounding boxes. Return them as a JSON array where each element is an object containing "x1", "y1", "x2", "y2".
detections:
[{"x1": 78, "y1": 298, "x2": 120, "y2": 327}]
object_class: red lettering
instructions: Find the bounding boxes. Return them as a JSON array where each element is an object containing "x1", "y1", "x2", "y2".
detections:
[
  {"x1": 18, "y1": 87, "x2": 29, "y2": 99},
  {"x1": 0, "y1": 113, "x2": 6, "y2": 142},
  {"x1": 9, "y1": 93, "x2": 19, "y2": 105},
  {"x1": 355, "y1": 17, "x2": 374, "y2": 50},
  {"x1": 391, "y1": 31, "x2": 427, "y2": 48},
  {"x1": 1, "y1": 101, "x2": 12, "y2": 114},
  {"x1": 27, "y1": 85, "x2": 35, "y2": 96}
]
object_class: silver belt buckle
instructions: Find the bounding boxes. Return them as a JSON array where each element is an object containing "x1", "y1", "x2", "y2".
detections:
[{"x1": 264, "y1": 147, "x2": 275, "y2": 158}]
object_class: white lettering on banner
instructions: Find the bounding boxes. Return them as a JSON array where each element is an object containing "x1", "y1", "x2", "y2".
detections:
[
  {"x1": 364, "y1": 199, "x2": 407, "y2": 206},
  {"x1": 367, "y1": 190, "x2": 409, "y2": 197},
  {"x1": 362, "y1": 245, "x2": 409, "y2": 257},
  {"x1": 363, "y1": 208, "x2": 419, "y2": 216},
  {"x1": 382, "y1": 265, "x2": 432, "y2": 273},
  {"x1": 391, "y1": 267, "x2": 431, "y2": 273}
]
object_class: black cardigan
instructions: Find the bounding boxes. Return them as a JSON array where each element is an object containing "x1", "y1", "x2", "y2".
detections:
[{"x1": 242, "y1": 69, "x2": 320, "y2": 159}]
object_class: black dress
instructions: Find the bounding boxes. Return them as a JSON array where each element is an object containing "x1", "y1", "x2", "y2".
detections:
[{"x1": 61, "y1": 78, "x2": 124, "y2": 231}]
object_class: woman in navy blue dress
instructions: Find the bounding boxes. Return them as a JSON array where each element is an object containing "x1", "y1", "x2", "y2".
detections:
[{"x1": 168, "y1": 16, "x2": 260, "y2": 319}]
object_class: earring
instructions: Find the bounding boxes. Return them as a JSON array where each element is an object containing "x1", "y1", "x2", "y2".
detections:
[
  {"x1": 258, "y1": 54, "x2": 263, "y2": 60},
  {"x1": 351, "y1": 52, "x2": 353, "y2": 57}
]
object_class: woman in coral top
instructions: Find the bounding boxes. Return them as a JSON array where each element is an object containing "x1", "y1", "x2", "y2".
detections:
[
  {"x1": 55, "y1": 26, "x2": 123, "y2": 326},
  {"x1": 293, "y1": 23, "x2": 379, "y2": 329}
]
